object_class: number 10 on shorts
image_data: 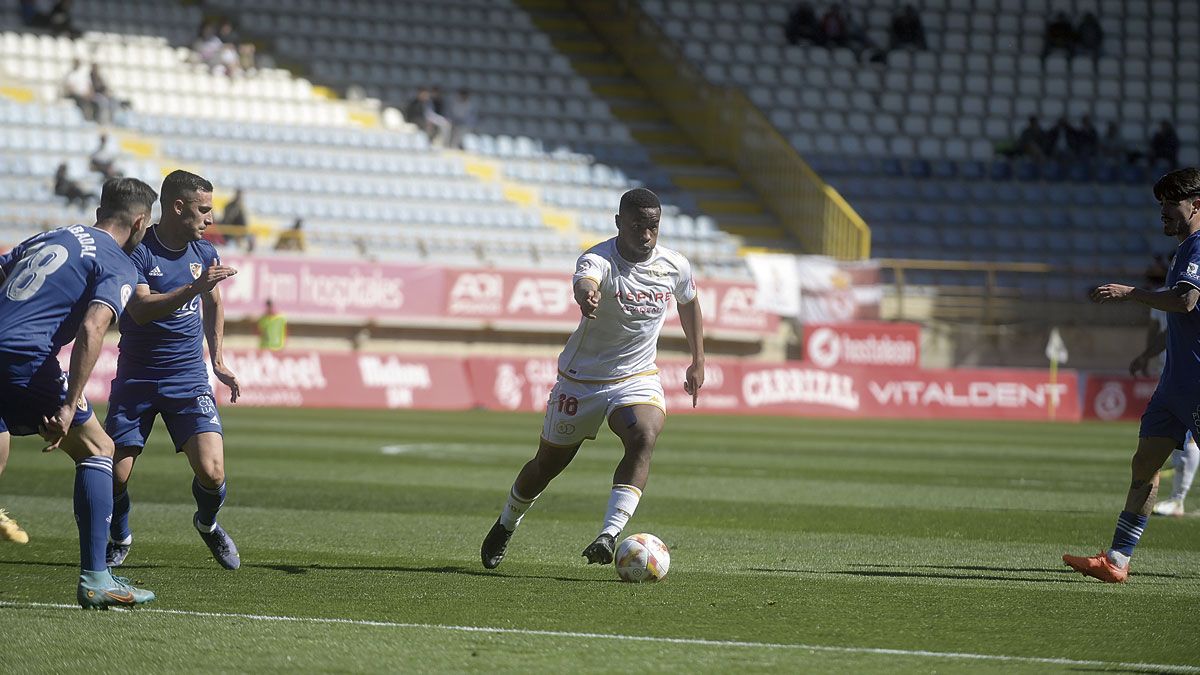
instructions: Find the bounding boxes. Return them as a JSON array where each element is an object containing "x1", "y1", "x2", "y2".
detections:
[{"x1": 556, "y1": 394, "x2": 578, "y2": 416}]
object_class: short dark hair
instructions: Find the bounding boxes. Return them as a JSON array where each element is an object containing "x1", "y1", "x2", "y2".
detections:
[
  {"x1": 97, "y1": 177, "x2": 157, "y2": 221},
  {"x1": 160, "y1": 169, "x2": 213, "y2": 207},
  {"x1": 619, "y1": 188, "x2": 661, "y2": 215},
  {"x1": 1153, "y1": 168, "x2": 1200, "y2": 202}
]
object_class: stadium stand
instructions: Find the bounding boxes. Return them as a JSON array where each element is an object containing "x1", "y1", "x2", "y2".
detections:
[
  {"x1": 0, "y1": 1, "x2": 748, "y2": 278},
  {"x1": 637, "y1": 0, "x2": 1198, "y2": 297}
]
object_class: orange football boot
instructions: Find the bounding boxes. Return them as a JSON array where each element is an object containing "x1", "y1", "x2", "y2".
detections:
[{"x1": 1062, "y1": 551, "x2": 1129, "y2": 583}]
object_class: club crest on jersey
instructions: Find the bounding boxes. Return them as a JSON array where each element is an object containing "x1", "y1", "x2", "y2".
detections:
[{"x1": 190, "y1": 262, "x2": 203, "y2": 279}]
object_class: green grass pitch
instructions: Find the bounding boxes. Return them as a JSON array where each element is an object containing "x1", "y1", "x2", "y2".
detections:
[{"x1": 1, "y1": 408, "x2": 1198, "y2": 673}]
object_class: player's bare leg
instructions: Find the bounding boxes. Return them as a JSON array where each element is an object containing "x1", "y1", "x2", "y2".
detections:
[
  {"x1": 57, "y1": 415, "x2": 155, "y2": 608},
  {"x1": 583, "y1": 404, "x2": 665, "y2": 565},
  {"x1": 183, "y1": 432, "x2": 239, "y2": 569},
  {"x1": 105, "y1": 445, "x2": 142, "y2": 566},
  {"x1": 0, "y1": 431, "x2": 29, "y2": 544},
  {"x1": 482, "y1": 439, "x2": 581, "y2": 569},
  {"x1": 1064, "y1": 435, "x2": 1177, "y2": 582}
]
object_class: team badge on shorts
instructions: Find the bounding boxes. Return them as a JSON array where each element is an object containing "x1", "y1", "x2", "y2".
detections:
[{"x1": 190, "y1": 262, "x2": 203, "y2": 279}]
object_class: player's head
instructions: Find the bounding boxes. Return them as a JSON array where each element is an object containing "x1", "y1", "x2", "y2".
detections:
[
  {"x1": 615, "y1": 188, "x2": 661, "y2": 261},
  {"x1": 159, "y1": 169, "x2": 214, "y2": 241},
  {"x1": 1153, "y1": 168, "x2": 1200, "y2": 237},
  {"x1": 96, "y1": 177, "x2": 157, "y2": 253}
]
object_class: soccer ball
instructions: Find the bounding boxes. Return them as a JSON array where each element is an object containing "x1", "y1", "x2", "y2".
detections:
[{"x1": 614, "y1": 533, "x2": 670, "y2": 583}]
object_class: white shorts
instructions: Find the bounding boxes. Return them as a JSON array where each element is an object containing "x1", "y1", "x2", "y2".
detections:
[{"x1": 541, "y1": 374, "x2": 666, "y2": 447}]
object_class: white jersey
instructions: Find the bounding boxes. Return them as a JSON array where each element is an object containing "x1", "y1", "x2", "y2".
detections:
[{"x1": 557, "y1": 238, "x2": 697, "y2": 383}]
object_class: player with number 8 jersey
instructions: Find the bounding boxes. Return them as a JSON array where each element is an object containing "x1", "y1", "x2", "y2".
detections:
[
  {"x1": 0, "y1": 177, "x2": 158, "y2": 607},
  {"x1": 481, "y1": 188, "x2": 706, "y2": 570},
  {"x1": 103, "y1": 170, "x2": 243, "y2": 571}
]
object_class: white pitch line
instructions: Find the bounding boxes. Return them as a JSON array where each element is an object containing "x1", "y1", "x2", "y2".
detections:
[{"x1": 3, "y1": 601, "x2": 1198, "y2": 673}]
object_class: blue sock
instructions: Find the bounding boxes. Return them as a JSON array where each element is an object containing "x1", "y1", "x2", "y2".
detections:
[
  {"x1": 74, "y1": 456, "x2": 114, "y2": 573},
  {"x1": 1109, "y1": 510, "x2": 1148, "y2": 557},
  {"x1": 111, "y1": 488, "x2": 132, "y2": 543},
  {"x1": 192, "y1": 477, "x2": 226, "y2": 530}
]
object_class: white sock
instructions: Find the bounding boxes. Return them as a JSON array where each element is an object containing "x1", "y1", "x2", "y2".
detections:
[
  {"x1": 600, "y1": 484, "x2": 642, "y2": 538},
  {"x1": 194, "y1": 516, "x2": 217, "y2": 534},
  {"x1": 1175, "y1": 433, "x2": 1199, "y2": 501},
  {"x1": 498, "y1": 486, "x2": 538, "y2": 531},
  {"x1": 1106, "y1": 549, "x2": 1131, "y2": 569},
  {"x1": 112, "y1": 534, "x2": 132, "y2": 546}
]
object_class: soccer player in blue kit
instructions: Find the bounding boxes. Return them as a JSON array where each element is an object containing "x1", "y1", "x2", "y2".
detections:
[
  {"x1": 104, "y1": 170, "x2": 243, "y2": 570},
  {"x1": 0, "y1": 177, "x2": 157, "y2": 608},
  {"x1": 1064, "y1": 167, "x2": 1200, "y2": 582}
]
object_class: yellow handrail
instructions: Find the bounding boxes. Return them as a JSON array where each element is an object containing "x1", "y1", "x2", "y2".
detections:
[{"x1": 574, "y1": 0, "x2": 870, "y2": 259}]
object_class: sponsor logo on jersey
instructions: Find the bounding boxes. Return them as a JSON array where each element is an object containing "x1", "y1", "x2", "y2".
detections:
[
  {"x1": 189, "y1": 262, "x2": 203, "y2": 279},
  {"x1": 147, "y1": 266, "x2": 164, "y2": 277}
]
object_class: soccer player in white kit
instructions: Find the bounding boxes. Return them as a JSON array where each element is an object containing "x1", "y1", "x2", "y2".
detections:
[{"x1": 481, "y1": 188, "x2": 705, "y2": 568}]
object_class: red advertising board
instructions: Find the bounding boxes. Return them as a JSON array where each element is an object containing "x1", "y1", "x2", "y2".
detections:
[
  {"x1": 56, "y1": 348, "x2": 1081, "y2": 422},
  {"x1": 738, "y1": 363, "x2": 1081, "y2": 421},
  {"x1": 801, "y1": 322, "x2": 921, "y2": 369},
  {"x1": 1081, "y1": 375, "x2": 1159, "y2": 421},
  {"x1": 219, "y1": 256, "x2": 446, "y2": 323},
  {"x1": 58, "y1": 347, "x2": 473, "y2": 411},
  {"x1": 213, "y1": 255, "x2": 776, "y2": 335}
]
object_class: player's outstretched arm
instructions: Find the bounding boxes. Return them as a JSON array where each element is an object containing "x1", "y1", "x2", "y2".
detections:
[
  {"x1": 1092, "y1": 283, "x2": 1199, "y2": 313},
  {"x1": 678, "y1": 298, "x2": 705, "y2": 408},
  {"x1": 574, "y1": 277, "x2": 600, "y2": 319},
  {"x1": 125, "y1": 264, "x2": 238, "y2": 325},
  {"x1": 42, "y1": 302, "x2": 114, "y2": 450},
  {"x1": 203, "y1": 284, "x2": 240, "y2": 403}
]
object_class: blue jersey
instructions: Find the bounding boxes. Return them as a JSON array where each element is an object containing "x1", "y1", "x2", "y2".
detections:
[
  {"x1": 1160, "y1": 230, "x2": 1200, "y2": 394},
  {"x1": 0, "y1": 226, "x2": 134, "y2": 368},
  {"x1": 115, "y1": 227, "x2": 219, "y2": 386}
]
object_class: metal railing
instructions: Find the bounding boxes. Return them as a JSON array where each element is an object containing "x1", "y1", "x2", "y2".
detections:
[{"x1": 574, "y1": 0, "x2": 870, "y2": 260}]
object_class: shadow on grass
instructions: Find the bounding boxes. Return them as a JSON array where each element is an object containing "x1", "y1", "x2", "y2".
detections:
[
  {"x1": 751, "y1": 562, "x2": 1197, "y2": 583},
  {"x1": 249, "y1": 562, "x2": 622, "y2": 584},
  {"x1": 0, "y1": 559, "x2": 618, "y2": 584}
]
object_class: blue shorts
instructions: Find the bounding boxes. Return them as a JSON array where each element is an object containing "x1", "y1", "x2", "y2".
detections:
[
  {"x1": 104, "y1": 377, "x2": 223, "y2": 452},
  {"x1": 1138, "y1": 389, "x2": 1200, "y2": 446},
  {"x1": 0, "y1": 357, "x2": 93, "y2": 436}
]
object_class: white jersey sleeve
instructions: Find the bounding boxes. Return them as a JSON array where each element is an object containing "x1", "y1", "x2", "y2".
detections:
[
  {"x1": 674, "y1": 255, "x2": 697, "y2": 304},
  {"x1": 573, "y1": 251, "x2": 608, "y2": 287}
]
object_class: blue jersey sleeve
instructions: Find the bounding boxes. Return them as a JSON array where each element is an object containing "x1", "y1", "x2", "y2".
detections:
[
  {"x1": 91, "y1": 255, "x2": 135, "y2": 319},
  {"x1": 1175, "y1": 237, "x2": 1200, "y2": 292},
  {"x1": 130, "y1": 244, "x2": 152, "y2": 286},
  {"x1": 0, "y1": 232, "x2": 46, "y2": 283},
  {"x1": 200, "y1": 241, "x2": 220, "y2": 268}
]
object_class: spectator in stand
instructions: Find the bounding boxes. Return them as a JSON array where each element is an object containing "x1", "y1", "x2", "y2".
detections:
[
  {"x1": 784, "y1": 2, "x2": 823, "y2": 46},
  {"x1": 1100, "y1": 121, "x2": 1127, "y2": 160},
  {"x1": 1075, "y1": 12, "x2": 1103, "y2": 64},
  {"x1": 215, "y1": 21, "x2": 245, "y2": 77},
  {"x1": 191, "y1": 21, "x2": 223, "y2": 68},
  {"x1": 220, "y1": 188, "x2": 251, "y2": 250},
  {"x1": 1066, "y1": 115, "x2": 1100, "y2": 158},
  {"x1": 62, "y1": 59, "x2": 94, "y2": 121},
  {"x1": 1041, "y1": 11, "x2": 1077, "y2": 63},
  {"x1": 819, "y1": 4, "x2": 879, "y2": 62},
  {"x1": 53, "y1": 162, "x2": 95, "y2": 208},
  {"x1": 89, "y1": 64, "x2": 115, "y2": 125},
  {"x1": 274, "y1": 217, "x2": 306, "y2": 251},
  {"x1": 889, "y1": 4, "x2": 927, "y2": 51},
  {"x1": 1016, "y1": 116, "x2": 1048, "y2": 158},
  {"x1": 257, "y1": 300, "x2": 287, "y2": 352},
  {"x1": 46, "y1": 0, "x2": 78, "y2": 38},
  {"x1": 404, "y1": 88, "x2": 453, "y2": 146},
  {"x1": 446, "y1": 89, "x2": 477, "y2": 149},
  {"x1": 1150, "y1": 120, "x2": 1180, "y2": 167},
  {"x1": 19, "y1": 0, "x2": 50, "y2": 27},
  {"x1": 89, "y1": 133, "x2": 120, "y2": 179}
]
